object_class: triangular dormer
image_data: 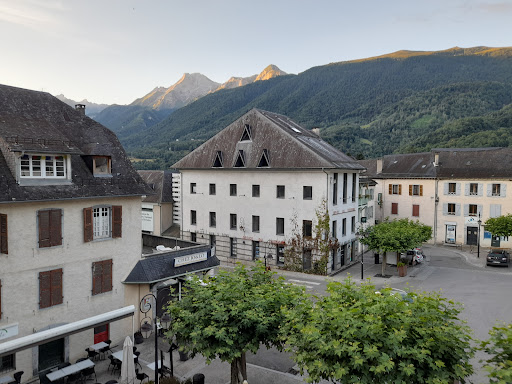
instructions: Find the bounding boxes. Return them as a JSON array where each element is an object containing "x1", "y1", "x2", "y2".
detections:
[
  {"x1": 257, "y1": 149, "x2": 270, "y2": 168},
  {"x1": 212, "y1": 151, "x2": 223, "y2": 168},
  {"x1": 240, "y1": 124, "x2": 252, "y2": 142},
  {"x1": 233, "y1": 150, "x2": 246, "y2": 168}
]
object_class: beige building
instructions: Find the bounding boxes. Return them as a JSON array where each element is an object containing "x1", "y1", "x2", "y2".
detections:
[{"x1": 0, "y1": 85, "x2": 151, "y2": 380}]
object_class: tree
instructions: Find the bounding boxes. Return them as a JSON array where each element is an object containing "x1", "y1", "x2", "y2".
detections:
[
  {"x1": 484, "y1": 214, "x2": 512, "y2": 237},
  {"x1": 480, "y1": 322, "x2": 512, "y2": 384},
  {"x1": 283, "y1": 278, "x2": 475, "y2": 384},
  {"x1": 359, "y1": 218, "x2": 432, "y2": 275},
  {"x1": 166, "y1": 263, "x2": 306, "y2": 384}
]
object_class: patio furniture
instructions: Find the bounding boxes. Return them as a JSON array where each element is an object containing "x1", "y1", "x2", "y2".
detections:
[
  {"x1": 0, "y1": 375, "x2": 13, "y2": 384},
  {"x1": 66, "y1": 372, "x2": 82, "y2": 384},
  {"x1": 46, "y1": 359, "x2": 94, "y2": 383},
  {"x1": 81, "y1": 366, "x2": 96, "y2": 382},
  {"x1": 85, "y1": 348, "x2": 100, "y2": 361},
  {"x1": 12, "y1": 372, "x2": 23, "y2": 384},
  {"x1": 135, "y1": 369, "x2": 148, "y2": 384}
]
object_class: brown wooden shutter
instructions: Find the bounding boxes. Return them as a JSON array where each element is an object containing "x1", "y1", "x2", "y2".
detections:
[
  {"x1": 0, "y1": 279, "x2": 2, "y2": 319},
  {"x1": 50, "y1": 209, "x2": 62, "y2": 247},
  {"x1": 38, "y1": 210, "x2": 51, "y2": 248},
  {"x1": 398, "y1": 185, "x2": 402, "y2": 195},
  {"x1": 103, "y1": 260, "x2": 113, "y2": 293},
  {"x1": 388, "y1": 185, "x2": 392, "y2": 194},
  {"x1": 420, "y1": 185, "x2": 423, "y2": 196},
  {"x1": 0, "y1": 214, "x2": 7, "y2": 254},
  {"x1": 39, "y1": 271, "x2": 52, "y2": 308},
  {"x1": 84, "y1": 208, "x2": 93, "y2": 242},
  {"x1": 92, "y1": 262, "x2": 102, "y2": 295},
  {"x1": 409, "y1": 185, "x2": 413, "y2": 196},
  {"x1": 51, "y1": 269, "x2": 63, "y2": 306},
  {"x1": 391, "y1": 203, "x2": 398, "y2": 215},
  {"x1": 112, "y1": 206, "x2": 122, "y2": 238},
  {"x1": 412, "y1": 205, "x2": 420, "y2": 217}
]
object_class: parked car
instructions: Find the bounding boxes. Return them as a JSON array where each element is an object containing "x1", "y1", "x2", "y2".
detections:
[
  {"x1": 401, "y1": 248, "x2": 424, "y2": 265},
  {"x1": 486, "y1": 249, "x2": 510, "y2": 267}
]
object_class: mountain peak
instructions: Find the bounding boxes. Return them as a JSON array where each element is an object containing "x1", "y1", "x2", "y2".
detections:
[{"x1": 255, "y1": 65, "x2": 287, "y2": 82}]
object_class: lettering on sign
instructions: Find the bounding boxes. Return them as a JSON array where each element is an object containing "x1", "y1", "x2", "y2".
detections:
[
  {"x1": 0, "y1": 323, "x2": 19, "y2": 341},
  {"x1": 174, "y1": 252, "x2": 208, "y2": 267}
]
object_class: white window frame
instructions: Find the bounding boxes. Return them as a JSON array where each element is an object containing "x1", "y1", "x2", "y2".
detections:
[
  {"x1": 93, "y1": 206, "x2": 111, "y2": 239},
  {"x1": 20, "y1": 154, "x2": 67, "y2": 178},
  {"x1": 492, "y1": 183, "x2": 501, "y2": 197}
]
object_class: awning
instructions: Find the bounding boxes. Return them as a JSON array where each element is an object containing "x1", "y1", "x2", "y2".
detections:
[{"x1": 0, "y1": 305, "x2": 134, "y2": 357}]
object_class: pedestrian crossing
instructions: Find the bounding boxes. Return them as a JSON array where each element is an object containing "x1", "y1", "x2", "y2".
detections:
[{"x1": 287, "y1": 279, "x2": 321, "y2": 290}]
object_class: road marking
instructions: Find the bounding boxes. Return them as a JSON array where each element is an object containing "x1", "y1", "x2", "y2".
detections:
[{"x1": 288, "y1": 279, "x2": 321, "y2": 285}]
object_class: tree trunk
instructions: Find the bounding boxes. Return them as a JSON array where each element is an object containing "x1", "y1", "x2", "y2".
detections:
[
  {"x1": 381, "y1": 251, "x2": 387, "y2": 275},
  {"x1": 230, "y1": 352, "x2": 247, "y2": 384}
]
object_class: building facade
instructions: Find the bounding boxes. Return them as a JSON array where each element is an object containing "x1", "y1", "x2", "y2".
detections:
[{"x1": 173, "y1": 109, "x2": 364, "y2": 274}]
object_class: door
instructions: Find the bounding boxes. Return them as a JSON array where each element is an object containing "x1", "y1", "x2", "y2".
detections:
[
  {"x1": 39, "y1": 338, "x2": 64, "y2": 371},
  {"x1": 340, "y1": 245, "x2": 346, "y2": 266},
  {"x1": 94, "y1": 324, "x2": 109, "y2": 344},
  {"x1": 303, "y1": 249, "x2": 312, "y2": 271},
  {"x1": 466, "y1": 226, "x2": 478, "y2": 245},
  {"x1": 491, "y1": 236, "x2": 501, "y2": 247}
]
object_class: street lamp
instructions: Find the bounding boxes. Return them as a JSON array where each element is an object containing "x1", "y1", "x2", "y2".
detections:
[
  {"x1": 139, "y1": 287, "x2": 173, "y2": 384},
  {"x1": 263, "y1": 254, "x2": 273, "y2": 270},
  {"x1": 477, "y1": 213, "x2": 482, "y2": 258}
]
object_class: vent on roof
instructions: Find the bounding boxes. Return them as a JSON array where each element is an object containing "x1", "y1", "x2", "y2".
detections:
[
  {"x1": 291, "y1": 127, "x2": 301, "y2": 133},
  {"x1": 258, "y1": 149, "x2": 270, "y2": 168},
  {"x1": 212, "y1": 151, "x2": 223, "y2": 168},
  {"x1": 240, "y1": 124, "x2": 252, "y2": 141},
  {"x1": 234, "y1": 150, "x2": 246, "y2": 168}
]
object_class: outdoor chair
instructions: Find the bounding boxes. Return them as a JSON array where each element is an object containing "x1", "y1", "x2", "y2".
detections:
[
  {"x1": 133, "y1": 351, "x2": 142, "y2": 370},
  {"x1": 75, "y1": 357, "x2": 87, "y2": 364},
  {"x1": 85, "y1": 348, "x2": 99, "y2": 361},
  {"x1": 99, "y1": 340, "x2": 113, "y2": 359},
  {"x1": 112, "y1": 358, "x2": 122, "y2": 377},
  {"x1": 157, "y1": 365, "x2": 171, "y2": 377},
  {"x1": 13, "y1": 371, "x2": 23, "y2": 384},
  {"x1": 66, "y1": 372, "x2": 83, "y2": 384},
  {"x1": 105, "y1": 380, "x2": 118, "y2": 384},
  {"x1": 135, "y1": 369, "x2": 148, "y2": 384},
  {"x1": 38, "y1": 372, "x2": 52, "y2": 384},
  {"x1": 81, "y1": 366, "x2": 96, "y2": 382}
]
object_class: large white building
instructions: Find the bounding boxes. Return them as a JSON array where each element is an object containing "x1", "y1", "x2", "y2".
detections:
[{"x1": 173, "y1": 109, "x2": 364, "y2": 274}]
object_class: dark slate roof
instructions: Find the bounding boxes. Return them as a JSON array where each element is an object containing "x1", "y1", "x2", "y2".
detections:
[
  {"x1": 358, "y1": 148, "x2": 512, "y2": 179},
  {"x1": 138, "y1": 170, "x2": 175, "y2": 203},
  {"x1": 173, "y1": 108, "x2": 364, "y2": 171},
  {"x1": 0, "y1": 84, "x2": 152, "y2": 202},
  {"x1": 123, "y1": 245, "x2": 219, "y2": 284}
]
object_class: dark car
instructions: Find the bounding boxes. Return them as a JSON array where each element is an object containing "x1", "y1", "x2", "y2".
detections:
[{"x1": 486, "y1": 249, "x2": 510, "y2": 267}]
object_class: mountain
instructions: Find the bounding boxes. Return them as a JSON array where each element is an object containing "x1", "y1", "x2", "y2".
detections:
[
  {"x1": 215, "y1": 65, "x2": 286, "y2": 91},
  {"x1": 54, "y1": 94, "x2": 109, "y2": 118},
  {"x1": 116, "y1": 46, "x2": 512, "y2": 170}
]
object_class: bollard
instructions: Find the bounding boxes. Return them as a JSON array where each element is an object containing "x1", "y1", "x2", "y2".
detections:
[{"x1": 192, "y1": 373, "x2": 205, "y2": 384}]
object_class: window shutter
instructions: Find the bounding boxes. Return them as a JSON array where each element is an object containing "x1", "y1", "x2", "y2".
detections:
[
  {"x1": 496, "y1": 204, "x2": 502, "y2": 217},
  {"x1": 443, "y1": 183, "x2": 449, "y2": 195},
  {"x1": 391, "y1": 203, "x2": 398, "y2": 215},
  {"x1": 502, "y1": 184, "x2": 507, "y2": 197},
  {"x1": 478, "y1": 183, "x2": 483, "y2": 196},
  {"x1": 419, "y1": 185, "x2": 423, "y2": 196},
  {"x1": 112, "y1": 206, "x2": 122, "y2": 238},
  {"x1": 487, "y1": 184, "x2": 492, "y2": 197},
  {"x1": 388, "y1": 184, "x2": 392, "y2": 194},
  {"x1": 442, "y1": 203, "x2": 448, "y2": 215},
  {"x1": 409, "y1": 185, "x2": 412, "y2": 196},
  {"x1": 0, "y1": 214, "x2": 7, "y2": 254},
  {"x1": 463, "y1": 204, "x2": 469, "y2": 216},
  {"x1": 464, "y1": 184, "x2": 470, "y2": 196},
  {"x1": 104, "y1": 259, "x2": 113, "y2": 292},
  {"x1": 412, "y1": 205, "x2": 420, "y2": 217},
  {"x1": 49, "y1": 209, "x2": 62, "y2": 247},
  {"x1": 51, "y1": 269, "x2": 63, "y2": 306},
  {"x1": 38, "y1": 210, "x2": 51, "y2": 248},
  {"x1": 455, "y1": 204, "x2": 461, "y2": 216},
  {"x1": 398, "y1": 185, "x2": 402, "y2": 195},
  {"x1": 39, "y1": 271, "x2": 52, "y2": 308},
  {"x1": 92, "y1": 262, "x2": 102, "y2": 295},
  {"x1": 478, "y1": 204, "x2": 483, "y2": 217},
  {"x1": 83, "y1": 208, "x2": 93, "y2": 242},
  {"x1": 456, "y1": 183, "x2": 461, "y2": 196}
]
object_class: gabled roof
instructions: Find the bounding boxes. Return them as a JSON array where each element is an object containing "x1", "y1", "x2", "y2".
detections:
[
  {"x1": 0, "y1": 84, "x2": 152, "y2": 203},
  {"x1": 138, "y1": 170, "x2": 175, "y2": 203},
  {"x1": 172, "y1": 108, "x2": 364, "y2": 171}
]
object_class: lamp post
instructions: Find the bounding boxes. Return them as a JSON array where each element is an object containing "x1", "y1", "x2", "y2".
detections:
[
  {"x1": 264, "y1": 254, "x2": 273, "y2": 270},
  {"x1": 139, "y1": 287, "x2": 172, "y2": 384},
  {"x1": 477, "y1": 213, "x2": 482, "y2": 258}
]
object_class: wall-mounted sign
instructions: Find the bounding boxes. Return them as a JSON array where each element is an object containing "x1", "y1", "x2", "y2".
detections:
[
  {"x1": 141, "y1": 208, "x2": 154, "y2": 232},
  {"x1": 465, "y1": 216, "x2": 480, "y2": 225},
  {"x1": 0, "y1": 323, "x2": 19, "y2": 341},
  {"x1": 174, "y1": 252, "x2": 208, "y2": 267}
]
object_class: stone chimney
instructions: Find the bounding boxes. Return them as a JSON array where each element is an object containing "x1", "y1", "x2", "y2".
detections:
[
  {"x1": 75, "y1": 104, "x2": 86, "y2": 116},
  {"x1": 311, "y1": 128, "x2": 320, "y2": 136},
  {"x1": 376, "y1": 158, "x2": 383, "y2": 174},
  {"x1": 433, "y1": 152, "x2": 440, "y2": 167}
]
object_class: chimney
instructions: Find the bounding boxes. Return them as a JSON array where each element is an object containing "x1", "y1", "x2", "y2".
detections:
[
  {"x1": 75, "y1": 104, "x2": 86, "y2": 116},
  {"x1": 433, "y1": 152, "x2": 439, "y2": 167},
  {"x1": 311, "y1": 128, "x2": 320, "y2": 136},
  {"x1": 376, "y1": 158, "x2": 383, "y2": 174}
]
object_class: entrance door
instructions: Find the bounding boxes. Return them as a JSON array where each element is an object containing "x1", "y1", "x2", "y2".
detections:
[
  {"x1": 94, "y1": 324, "x2": 109, "y2": 344},
  {"x1": 466, "y1": 226, "x2": 478, "y2": 245},
  {"x1": 340, "y1": 245, "x2": 346, "y2": 266},
  {"x1": 39, "y1": 338, "x2": 64, "y2": 371},
  {"x1": 303, "y1": 250, "x2": 312, "y2": 271}
]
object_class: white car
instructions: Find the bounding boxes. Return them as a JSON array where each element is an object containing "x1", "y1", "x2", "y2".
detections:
[{"x1": 401, "y1": 248, "x2": 424, "y2": 265}]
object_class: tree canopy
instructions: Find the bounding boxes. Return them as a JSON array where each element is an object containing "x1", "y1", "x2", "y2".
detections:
[
  {"x1": 166, "y1": 263, "x2": 307, "y2": 384},
  {"x1": 484, "y1": 214, "x2": 512, "y2": 237},
  {"x1": 283, "y1": 279, "x2": 475, "y2": 384},
  {"x1": 480, "y1": 322, "x2": 512, "y2": 384}
]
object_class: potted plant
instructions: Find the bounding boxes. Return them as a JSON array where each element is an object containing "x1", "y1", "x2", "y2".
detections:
[
  {"x1": 397, "y1": 259, "x2": 407, "y2": 277},
  {"x1": 134, "y1": 331, "x2": 144, "y2": 344}
]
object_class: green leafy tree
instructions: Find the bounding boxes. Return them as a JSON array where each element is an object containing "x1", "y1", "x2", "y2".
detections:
[
  {"x1": 166, "y1": 263, "x2": 306, "y2": 384},
  {"x1": 359, "y1": 218, "x2": 432, "y2": 275},
  {"x1": 480, "y1": 323, "x2": 512, "y2": 383},
  {"x1": 283, "y1": 279, "x2": 475, "y2": 384},
  {"x1": 484, "y1": 214, "x2": 512, "y2": 237}
]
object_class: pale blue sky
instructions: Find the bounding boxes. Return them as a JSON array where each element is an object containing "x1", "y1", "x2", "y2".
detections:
[{"x1": 1, "y1": 0, "x2": 511, "y2": 105}]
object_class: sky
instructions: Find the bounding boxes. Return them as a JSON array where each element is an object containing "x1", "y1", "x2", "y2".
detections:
[{"x1": 1, "y1": 0, "x2": 511, "y2": 105}]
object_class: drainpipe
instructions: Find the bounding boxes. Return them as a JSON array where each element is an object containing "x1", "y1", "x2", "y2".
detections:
[
  {"x1": 322, "y1": 168, "x2": 330, "y2": 273},
  {"x1": 434, "y1": 178, "x2": 439, "y2": 245}
]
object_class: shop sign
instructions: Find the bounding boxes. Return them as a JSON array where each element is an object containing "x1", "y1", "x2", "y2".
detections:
[
  {"x1": 174, "y1": 252, "x2": 208, "y2": 267},
  {"x1": 0, "y1": 323, "x2": 19, "y2": 341}
]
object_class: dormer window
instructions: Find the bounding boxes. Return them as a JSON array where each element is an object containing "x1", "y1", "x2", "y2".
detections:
[
  {"x1": 257, "y1": 149, "x2": 270, "y2": 168},
  {"x1": 234, "y1": 150, "x2": 246, "y2": 168},
  {"x1": 20, "y1": 154, "x2": 67, "y2": 178},
  {"x1": 93, "y1": 156, "x2": 112, "y2": 176},
  {"x1": 240, "y1": 124, "x2": 252, "y2": 141},
  {"x1": 212, "y1": 151, "x2": 223, "y2": 168}
]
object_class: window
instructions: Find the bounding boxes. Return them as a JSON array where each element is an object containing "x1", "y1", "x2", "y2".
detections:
[
  {"x1": 352, "y1": 174, "x2": 357, "y2": 202},
  {"x1": 0, "y1": 214, "x2": 7, "y2": 254},
  {"x1": 38, "y1": 209, "x2": 62, "y2": 248},
  {"x1": 303, "y1": 186, "x2": 312, "y2": 200},
  {"x1": 230, "y1": 238, "x2": 237, "y2": 257},
  {"x1": 39, "y1": 268, "x2": 63, "y2": 308},
  {"x1": 252, "y1": 241, "x2": 259, "y2": 260},
  {"x1": 240, "y1": 124, "x2": 252, "y2": 141},
  {"x1": 252, "y1": 215, "x2": 260, "y2": 232},
  {"x1": 343, "y1": 173, "x2": 348, "y2": 203},
  {"x1": 209, "y1": 212, "x2": 216, "y2": 227},
  {"x1": 190, "y1": 232, "x2": 197, "y2": 242},
  {"x1": 351, "y1": 216, "x2": 356, "y2": 233},
  {"x1": 276, "y1": 245, "x2": 285, "y2": 265},
  {"x1": 212, "y1": 151, "x2": 223, "y2": 168},
  {"x1": 391, "y1": 203, "x2": 398, "y2": 215},
  {"x1": 230, "y1": 214, "x2": 237, "y2": 230},
  {"x1": 230, "y1": 184, "x2": 237, "y2": 196},
  {"x1": 448, "y1": 183, "x2": 456, "y2": 195},
  {"x1": 83, "y1": 206, "x2": 122, "y2": 242},
  {"x1": 277, "y1": 185, "x2": 285, "y2": 199},
  {"x1": 252, "y1": 185, "x2": 260, "y2": 197},
  {"x1": 412, "y1": 204, "x2": 420, "y2": 217},
  {"x1": 492, "y1": 184, "x2": 501, "y2": 196},
  {"x1": 333, "y1": 173, "x2": 338, "y2": 205},
  {"x1": 448, "y1": 203, "x2": 456, "y2": 215},
  {"x1": 20, "y1": 154, "x2": 67, "y2": 178},
  {"x1": 190, "y1": 183, "x2": 196, "y2": 194},
  {"x1": 209, "y1": 183, "x2": 216, "y2": 195},
  {"x1": 303, "y1": 220, "x2": 313, "y2": 238},
  {"x1": 332, "y1": 220, "x2": 337, "y2": 239},
  {"x1": 93, "y1": 156, "x2": 111, "y2": 175},
  {"x1": 233, "y1": 150, "x2": 246, "y2": 168},
  {"x1": 0, "y1": 354, "x2": 15, "y2": 373},
  {"x1": 276, "y1": 218, "x2": 284, "y2": 235},
  {"x1": 210, "y1": 235, "x2": 216, "y2": 247},
  {"x1": 469, "y1": 183, "x2": 478, "y2": 196},
  {"x1": 409, "y1": 185, "x2": 423, "y2": 196},
  {"x1": 257, "y1": 149, "x2": 270, "y2": 168},
  {"x1": 92, "y1": 260, "x2": 112, "y2": 295},
  {"x1": 389, "y1": 184, "x2": 401, "y2": 195},
  {"x1": 191, "y1": 210, "x2": 197, "y2": 225},
  {"x1": 342, "y1": 218, "x2": 346, "y2": 236},
  {"x1": 469, "y1": 204, "x2": 478, "y2": 216}
]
